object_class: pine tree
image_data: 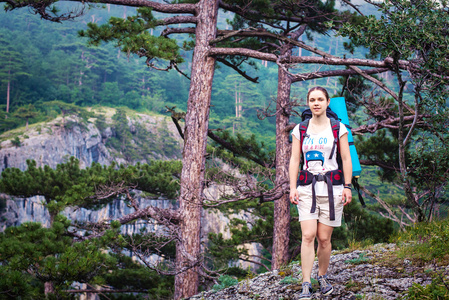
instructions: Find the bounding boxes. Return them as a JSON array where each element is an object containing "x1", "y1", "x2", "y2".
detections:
[
  {"x1": 338, "y1": 0, "x2": 449, "y2": 224},
  {"x1": 0, "y1": 32, "x2": 30, "y2": 115},
  {"x1": 12, "y1": 104, "x2": 38, "y2": 129},
  {"x1": 0, "y1": 216, "x2": 118, "y2": 298},
  {"x1": 0, "y1": 157, "x2": 182, "y2": 298}
]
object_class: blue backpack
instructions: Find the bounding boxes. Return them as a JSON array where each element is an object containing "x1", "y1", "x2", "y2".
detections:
[{"x1": 297, "y1": 105, "x2": 365, "y2": 212}]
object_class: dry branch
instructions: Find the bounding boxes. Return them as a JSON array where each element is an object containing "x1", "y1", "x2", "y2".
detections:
[
  {"x1": 284, "y1": 114, "x2": 430, "y2": 135},
  {"x1": 358, "y1": 185, "x2": 408, "y2": 230}
]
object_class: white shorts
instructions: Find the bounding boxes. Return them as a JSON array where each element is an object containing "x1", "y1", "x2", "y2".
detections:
[{"x1": 296, "y1": 188, "x2": 344, "y2": 227}]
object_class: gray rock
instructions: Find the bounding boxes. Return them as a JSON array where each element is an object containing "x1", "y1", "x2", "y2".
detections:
[
  {"x1": 188, "y1": 244, "x2": 448, "y2": 300},
  {"x1": 0, "y1": 111, "x2": 183, "y2": 172}
]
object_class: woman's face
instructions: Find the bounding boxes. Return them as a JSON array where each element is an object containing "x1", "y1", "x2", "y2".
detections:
[{"x1": 307, "y1": 90, "x2": 329, "y2": 116}]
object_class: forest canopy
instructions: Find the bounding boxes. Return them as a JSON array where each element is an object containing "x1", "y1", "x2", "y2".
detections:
[{"x1": 1, "y1": 0, "x2": 449, "y2": 299}]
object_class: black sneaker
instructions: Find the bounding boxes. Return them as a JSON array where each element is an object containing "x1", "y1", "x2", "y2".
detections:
[
  {"x1": 298, "y1": 281, "x2": 313, "y2": 300},
  {"x1": 317, "y1": 274, "x2": 333, "y2": 296}
]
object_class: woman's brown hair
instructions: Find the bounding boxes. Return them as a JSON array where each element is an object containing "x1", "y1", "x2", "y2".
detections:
[{"x1": 307, "y1": 86, "x2": 330, "y2": 102}]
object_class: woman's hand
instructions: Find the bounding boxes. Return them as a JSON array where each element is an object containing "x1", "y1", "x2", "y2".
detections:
[
  {"x1": 342, "y1": 188, "x2": 352, "y2": 206},
  {"x1": 290, "y1": 189, "x2": 299, "y2": 205}
]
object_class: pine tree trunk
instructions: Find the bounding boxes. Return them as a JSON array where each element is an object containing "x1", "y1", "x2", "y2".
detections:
[
  {"x1": 272, "y1": 59, "x2": 292, "y2": 270},
  {"x1": 173, "y1": 0, "x2": 218, "y2": 299},
  {"x1": 6, "y1": 77, "x2": 10, "y2": 114}
]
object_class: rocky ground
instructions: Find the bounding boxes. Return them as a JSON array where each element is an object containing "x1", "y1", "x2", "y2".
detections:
[{"x1": 188, "y1": 243, "x2": 448, "y2": 300}]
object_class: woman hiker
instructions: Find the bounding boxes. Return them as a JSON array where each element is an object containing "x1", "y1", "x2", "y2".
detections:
[{"x1": 289, "y1": 86, "x2": 353, "y2": 299}]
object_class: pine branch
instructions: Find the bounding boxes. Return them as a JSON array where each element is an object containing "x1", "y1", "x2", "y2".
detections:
[
  {"x1": 351, "y1": 114, "x2": 430, "y2": 134},
  {"x1": 156, "y1": 15, "x2": 197, "y2": 26},
  {"x1": 243, "y1": 253, "x2": 272, "y2": 263},
  {"x1": 130, "y1": 235, "x2": 204, "y2": 277},
  {"x1": 209, "y1": 47, "x2": 276, "y2": 62},
  {"x1": 166, "y1": 107, "x2": 273, "y2": 168},
  {"x1": 172, "y1": 62, "x2": 191, "y2": 80},
  {"x1": 358, "y1": 159, "x2": 397, "y2": 171},
  {"x1": 209, "y1": 46, "x2": 411, "y2": 69},
  {"x1": 216, "y1": 57, "x2": 259, "y2": 83},
  {"x1": 285, "y1": 114, "x2": 431, "y2": 135},
  {"x1": 161, "y1": 27, "x2": 196, "y2": 37},
  {"x1": 207, "y1": 131, "x2": 269, "y2": 168},
  {"x1": 210, "y1": 30, "x2": 413, "y2": 69},
  {"x1": 237, "y1": 257, "x2": 270, "y2": 272},
  {"x1": 203, "y1": 171, "x2": 287, "y2": 207},
  {"x1": 217, "y1": 0, "x2": 331, "y2": 25},
  {"x1": 5, "y1": 0, "x2": 196, "y2": 22},
  {"x1": 209, "y1": 30, "x2": 417, "y2": 115},
  {"x1": 71, "y1": 203, "x2": 180, "y2": 242},
  {"x1": 118, "y1": 204, "x2": 180, "y2": 226},
  {"x1": 165, "y1": 106, "x2": 185, "y2": 139},
  {"x1": 98, "y1": 0, "x2": 196, "y2": 13},
  {"x1": 290, "y1": 67, "x2": 389, "y2": 82},
  {"x1": 340, "y1": 0, "x2": 365, "y2": 16},
  {"x1": 212, "y1": 28, "x2": 261, "y2": 45},
  {"x1": 398, "y1": 206, "x2": 418, "y2": 224}
]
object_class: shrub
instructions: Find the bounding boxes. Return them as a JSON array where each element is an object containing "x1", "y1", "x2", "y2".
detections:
[
  {"x1": 280, "y1": 275, "x2": 299, "y2": 285},
  {"x1": 212, "y1": 275, "x2": 238, "y2": 291},
  {"x1": 11, "y1": 137, "x2": 21, "y2": 147},
  {"x1": 405, "y1": 273, "x2": 449, "y2": 299}
]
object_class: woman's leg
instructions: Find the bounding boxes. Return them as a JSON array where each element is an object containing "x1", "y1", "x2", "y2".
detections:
[
  {"x1": 300, "y1": 219, "x2": 318, "y2": 283},
  {"x1": 316, "y1": 222, "x2": 334, "y2": 276}
]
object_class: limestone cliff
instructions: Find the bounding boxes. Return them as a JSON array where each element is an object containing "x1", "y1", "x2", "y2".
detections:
[
  {"x1": 0, "y1": 108, "x2": 262, "y2": 270},
  {"x1": 0, "y1": 107, "x2": 183, "y2": 171},
  {"x1": 0, "y1": 107, "x2": 184, "y2": 228}
]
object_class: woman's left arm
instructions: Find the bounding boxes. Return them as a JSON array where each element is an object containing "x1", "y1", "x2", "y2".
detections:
[{"x1": 339, "y1": 132, "x2": 352, "y2": 205}]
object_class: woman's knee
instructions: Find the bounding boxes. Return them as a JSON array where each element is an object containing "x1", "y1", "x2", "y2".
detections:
[
  {"x1": 302, "y1": 232, "x2": 316, "y2": 244},
  {"x1": 317, "y1": 236, "x2": 331, "y2": 248},
  {"x1": 317, "y1": 224, "x2": 333, "y2": 248}
]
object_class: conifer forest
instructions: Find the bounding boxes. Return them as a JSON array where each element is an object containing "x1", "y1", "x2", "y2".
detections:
[{"x1": 0, "y1": 0, "x2": 448, "y2": 299}]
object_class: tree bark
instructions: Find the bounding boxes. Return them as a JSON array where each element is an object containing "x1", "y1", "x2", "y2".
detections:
[
  {"x1": 173, "y1": 0, "x2": 218, "y2": 299},
  {"x1": 271, "y1": 52, "x2": 292, "y2": 270}
]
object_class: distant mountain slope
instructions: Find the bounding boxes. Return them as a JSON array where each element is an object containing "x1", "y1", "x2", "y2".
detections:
[{"x1": 0, "y1": 107, "x2": 183, "y2": 172}]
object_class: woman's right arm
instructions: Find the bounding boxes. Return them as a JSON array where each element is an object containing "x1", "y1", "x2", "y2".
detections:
[{"x1": 289, "y1": 135, "x2": 301, "y2": 205}]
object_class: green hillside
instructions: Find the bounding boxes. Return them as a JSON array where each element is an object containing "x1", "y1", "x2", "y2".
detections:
[{"x1": 0, "y1": 4, "x2": 370, "y2": 151}]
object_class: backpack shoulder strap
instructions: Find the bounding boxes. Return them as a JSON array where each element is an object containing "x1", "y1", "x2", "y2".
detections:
[
  {"x1": 299, "y1": 119, "x2": 310, "y2": 148},
  {"x1": 298, "y1": 119, "x2": 310, "y2": 168},
  {"x1": 329, "y1": 118, "x2": 340, "y2": 161}
]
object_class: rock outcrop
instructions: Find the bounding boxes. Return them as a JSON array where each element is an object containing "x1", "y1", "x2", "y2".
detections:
[
  {"x1": 0, "y1": 108, "x2": 184, "y2": 229},
  {"x1": 0, "y1": 108, "x2": 183, "y2": 171},
  {"x1": 189, "y1": 243, "x2": 447, "y2": 299}
]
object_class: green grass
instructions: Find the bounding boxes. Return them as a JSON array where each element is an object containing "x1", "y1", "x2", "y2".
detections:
[
  {"x1": 279, "y1": 275, "x2": 298, "y2": 285},
  {"x1": 392, "y1": 218, "x2": 449, "y2": 266},
  {"x1": 345, "y1": 252, "x2": 370, "y2": 265},
  {"x1": 404, "y1": 272, "x2": 449, "y2": 299}
]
